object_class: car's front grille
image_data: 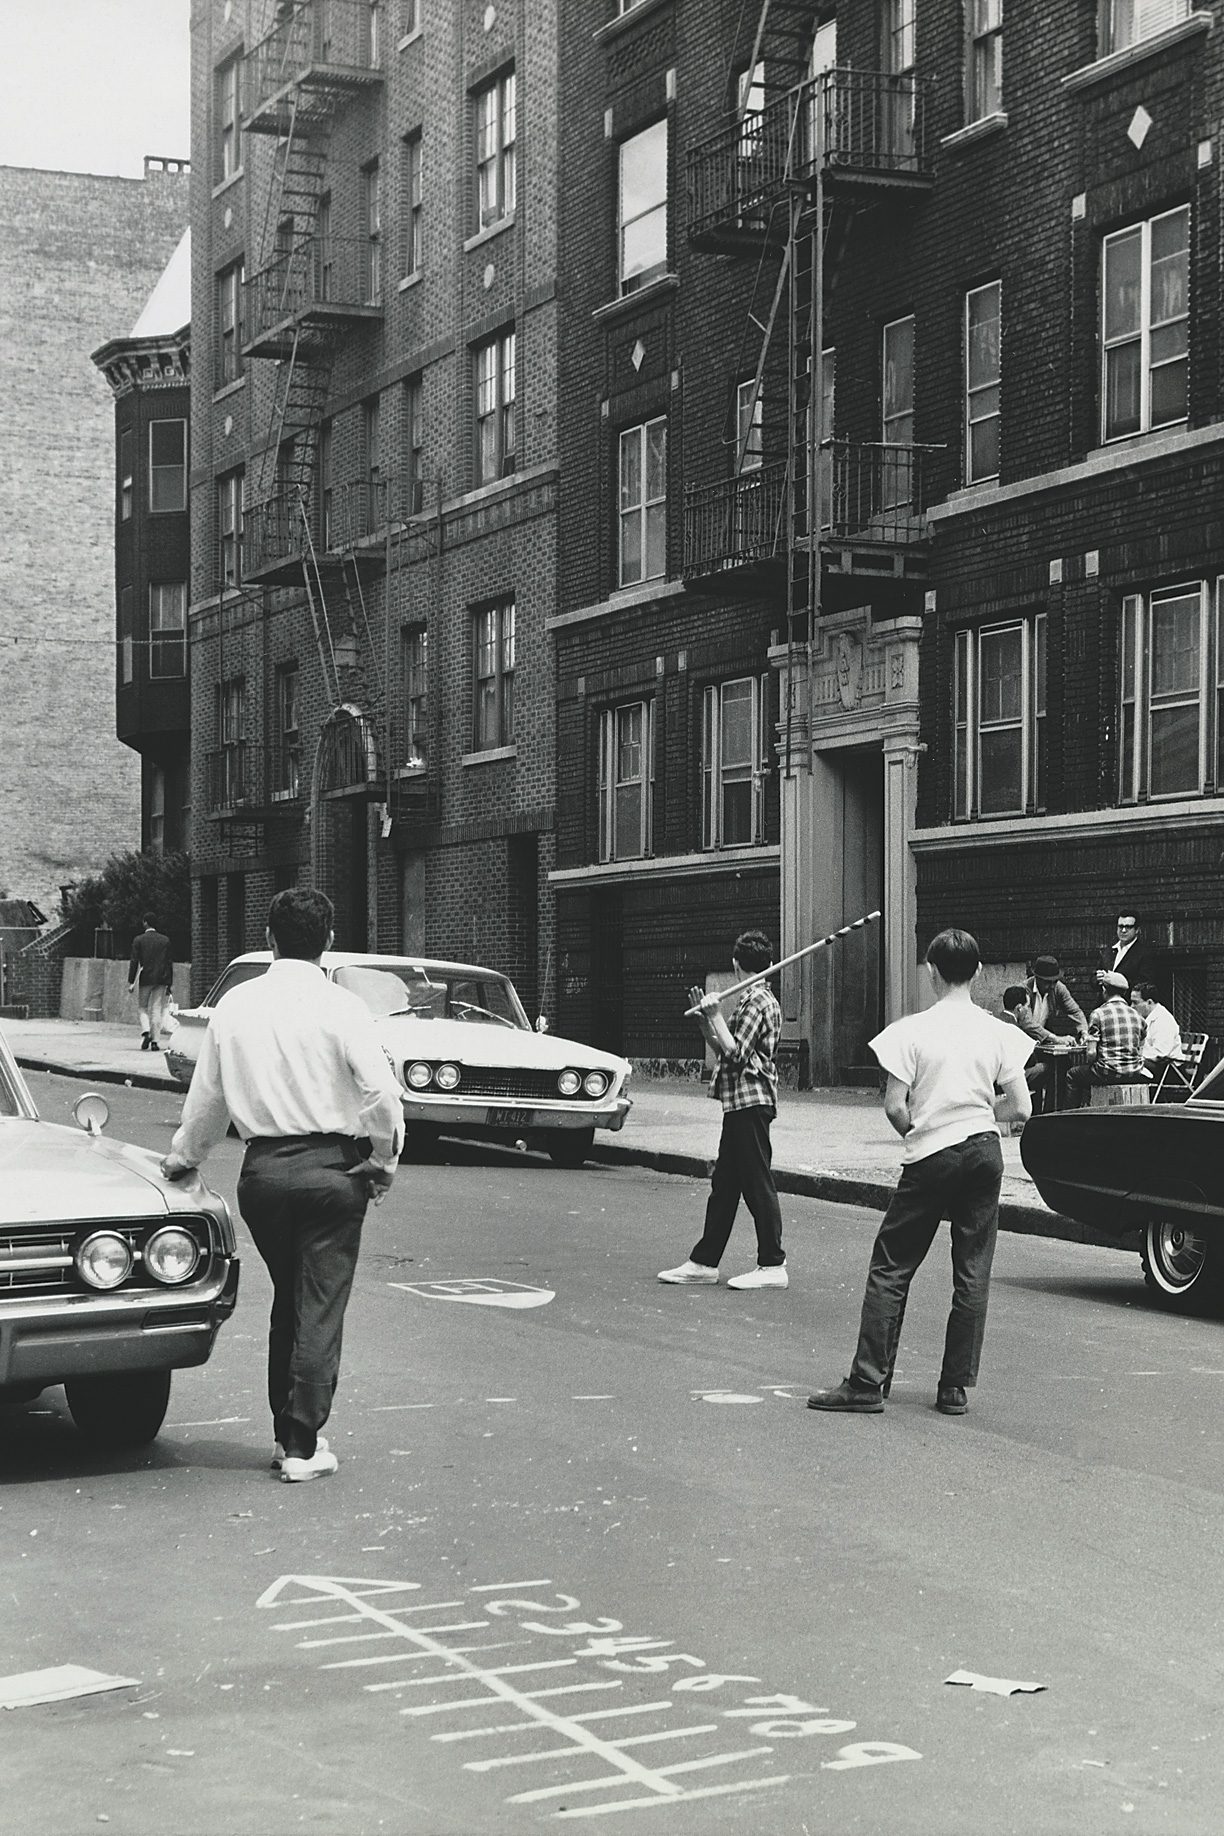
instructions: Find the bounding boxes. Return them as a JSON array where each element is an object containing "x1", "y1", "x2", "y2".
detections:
[
  {"x1": 0, "y1": 1220, "x2": 214, "y2": 1301},
  {"x1": 404, "y1": 1066, "x2": 611, "y2": 1102}
]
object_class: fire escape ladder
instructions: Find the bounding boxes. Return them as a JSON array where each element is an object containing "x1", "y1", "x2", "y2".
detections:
[
  {"x1": 744, "y1": 0, "x2": 822, "y2": 107},
  {"x1": 294, "y1": 489, "x2": 342, "y2": 709},
  {"x1": 340, "y1": 551, "x2": 385, "y2": 706}
]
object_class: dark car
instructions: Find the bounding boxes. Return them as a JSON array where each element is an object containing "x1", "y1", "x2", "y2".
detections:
[{"x1": 1020, "y1": 1058, "x2": 1224, "y2": 1314}]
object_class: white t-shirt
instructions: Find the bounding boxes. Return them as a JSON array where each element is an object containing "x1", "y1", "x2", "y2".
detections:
[{"x1": 870, "y1": 998, "x2": 1034, "y2": 1165}]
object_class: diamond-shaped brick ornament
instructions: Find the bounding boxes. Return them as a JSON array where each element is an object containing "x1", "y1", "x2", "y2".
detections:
[
  {"x1": 631, "y1": 338, "x2": 646, "y2": 372},
  {"x1": 1127, "y1": 106, "x2": 1153, "y2": 150}
]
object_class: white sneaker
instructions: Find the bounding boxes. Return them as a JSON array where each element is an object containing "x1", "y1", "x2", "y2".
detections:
[
  {"x1": 727, "y1": 1265, "x2": 788, "y2": 1290},
  {"x1": 272, "y1": 1434, "x2": 328, "y2": 1470},
  {"x1": 280, "y1": 1444, "x2": 339, "y2": 1483},
  {"x1": 657, "y1": 1259, "x2": 719, "y2": 1285}
]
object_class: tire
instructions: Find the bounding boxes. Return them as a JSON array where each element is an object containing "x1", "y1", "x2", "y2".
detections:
[
  {"x1": 547, "y1": 1129, "x2": 595, "y2": 1170},
  {"x1": 64, "y1": 1370, "x2": 172, "y2": 1447},
  {"x1": 1139, "y1": 1219, "x2": 1224, "y2": 1314}
]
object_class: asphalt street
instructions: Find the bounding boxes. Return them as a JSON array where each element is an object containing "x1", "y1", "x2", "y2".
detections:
[{"x1": 3, "y1": 1074, "x2": 1223, "y2": 1836}]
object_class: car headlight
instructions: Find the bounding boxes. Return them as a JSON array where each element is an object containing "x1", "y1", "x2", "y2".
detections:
[
  {"x1": 406, "y1": 1061, "x2": 433, "y2": 1089},
  {"x1": 76, "y1": 1230, "x2": 133, "y2": 1290},
  {"x1": 434, "y1": 1062, "x2": 461, "y2": 1091},
  {"x1": 557, "y1": 1069, "x2": 582, "y2": 1097},
  {"x1": 143, "y1": 1225, "x2": 201, "y2": 1286},
  {"x1": 583, "y1": 1070, "x2": 610, "y2": 1098}
]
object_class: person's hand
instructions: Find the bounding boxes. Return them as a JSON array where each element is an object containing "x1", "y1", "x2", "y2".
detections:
[
  {"x1": 687, "y1": 985, "x2": 721, "y2": 1018},
  {"x1": 160, "y1": 1151, "x2": 195, "y2": 1182},
  {"x1": 347, "y1": 1159, "x2": 394, "y2": 1206}
]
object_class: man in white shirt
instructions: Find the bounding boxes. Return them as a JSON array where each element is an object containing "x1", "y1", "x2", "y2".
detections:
[
  {"x1": 809, "y1": 927, "x2": 1032, "y2": 1419},
  {"x1": 161, "y1": 888, "x2": 404, "y2": 1482},
  {"x1": 1130, "y1": 981, "x2": 1184, "y2": 1077}
]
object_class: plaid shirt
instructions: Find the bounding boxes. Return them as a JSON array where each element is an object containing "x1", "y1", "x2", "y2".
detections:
[
  {"x1": 709, "y1": 981, "x2": 781, "y2": 1114},
  {"x1": 1089, "y1": 996, "x2": 1146, "y2": 1077}
]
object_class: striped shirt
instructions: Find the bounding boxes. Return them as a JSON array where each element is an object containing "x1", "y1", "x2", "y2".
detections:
[{"x1": 709, "y1": 981, "x2": 781, "y2": 1115}]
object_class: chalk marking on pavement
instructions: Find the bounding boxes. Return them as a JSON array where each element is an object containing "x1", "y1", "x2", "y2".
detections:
[
  {"x1": 370, "y1": 1402, "x2": 437, "y2": 1411},
  {"x1": 570, "y1": 1703, "x2": 673, "y2": 1724},
  {"x1": 572, "y1": 1395, "x2": 616, "y2": 1401},
  {"x1": 469, "y1": 1579, "x2": 553, "y2": 1591},
  {"x1": 363, "y1": 1646, "x2": 523, "y2": 1687},
  {"x1": 322, "y1": 1642, "x2": 515, "y2": 1671},
  {"x1": 390, "y1": 1278, "x2": 555, "y2": 1310},
  {"x1": 170, "y1": 1417, "x2": 251, "y2": 1428},
  {"x1": 554, "y1": 1778, "x2": 788, "y2": 1818}
]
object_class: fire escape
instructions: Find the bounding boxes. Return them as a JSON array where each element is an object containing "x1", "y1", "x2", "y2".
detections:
[{"x1": 682, "y1": 6, "x2": 935, "y2": 639}]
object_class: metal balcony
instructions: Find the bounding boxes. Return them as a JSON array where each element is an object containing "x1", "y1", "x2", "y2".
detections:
[
  {"x1": 242, "y1": 0, "x2": 384, "y2": 137},
  {"x1": 243, "y1": 480, "x2": 393, "y2": 587},
  {"x1": 244, "y1": 236, "x2": 383, "y2": 358},
  {"x1": 686, "y1": 69, "x2": 932, "y2": 253},
  {"x1": 684, "y1": 463, "x2": 789, "y2": 584},
  {"x1": 206, "y1": 744, "x2": 259, "y2": 817}
]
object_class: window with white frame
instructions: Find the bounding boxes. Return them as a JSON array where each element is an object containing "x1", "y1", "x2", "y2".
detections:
[
  {"x1": 404, "y1": 375, "x2": 424, "y2": 514},
  {"x1": 882, "y1": 313, "x2": 915, "y2": 509},
  {"x1": 474, "y1": 328, "x2": 516, "y2": 484},
  {"x1": 598, "y1": 700, "x2": 655, "y2": 862},
  {"x1": 619, "y1": 417, "x2": 666, "y2": 586},
  {"x1": 368, "y1": 0, "x2": 381, "y2": 63},
  {"x1": 149, "y1": 419, "x2": 187, "y2": 512},
  {"x1": 149, "y1": 583, "x2": 187, "y2": 679},
  {"x1": 881, "y1": 0, "x2": 916, "y2": 156},
  {"x1": 274, "y1": 662, "x2": 301, "y2": 799},
  {"x1": 218, "y1": 468, "x2": 243, "y2": 589},
  {"x1": 473, "y1": 599, "x2": 515, "y2": 750},
  {"x1": 736, "y1": 380, "x2": 763, "y2": 472},
  {"x1": 217, "y1": 260, "x2": 245, "y2": 387},
  {"x1": 364, "y1": 161, "x2": 382, "y2": 303},
  {"x1": 215, "y1": 56, "x2": 240, "y2": 183},
  {"x1": 702, "y1": 675, "x2": 770, "y2": 848},
  {"x1": 619, "y1": 119, "x2": 668, "y2": 294},
  {"x1": 475, "y1": 69, "x2": 516, "y2": 228},
  {"x1": 969, "y1": 0, "x2": 1002, "y2": 120},
  {"x1": 403, "y1": 131, "x2": 422, "y2": 277},
  {"x1": 1101, "y1": 204, "x2": 1189, "y2": 442},
  {"x1": 1100, "y1": 0, "x2": 1190, "y2": 56},
  {"x1": 402, "y1": 627, "x2": 428, "y2": 765},
  {"x1": 1119, "y1": 582, "x2": 1224, "y2": 800},
  {"x1": 953, "y1": 615, "x2": 1046, "y2": 817},
  {"x1": 965, "y1": 281, "x2": 1000, "y2": 483}
]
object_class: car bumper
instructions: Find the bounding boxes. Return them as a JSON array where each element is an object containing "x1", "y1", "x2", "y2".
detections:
[
  {"x1": 163, "y1": 1047, "x2": 195, "y2": 1087},
  {"x1": 0, "y1": 1258, "x2": 239, "y2": 1390},
  {"x1": 402, "y1": 1095, "x2": 632, "y2": 1133}
]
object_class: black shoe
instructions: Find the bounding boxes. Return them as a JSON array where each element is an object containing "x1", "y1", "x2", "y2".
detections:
[
  {"x1": 936, "y1": 1385, "x2": 968, "y2": 1415},
  {"x1": 140, "y1": 1032, "x2": 151, "y2": 1050},
  {"x1": 808, "y1": 1378, "x2": 884, "y2": 1413}
]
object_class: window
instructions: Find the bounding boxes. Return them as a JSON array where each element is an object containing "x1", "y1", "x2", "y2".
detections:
[
  {"x1": 217, "y1": 260, "x2": 245, "y2": 386},
  {"x1": 149, "y1": 419, "x2": 187, "y2": 512},
  {"x1": 216, "y1": 56, "x2": 240, "y2": 183},
  {"x1": 404, "y1": 376, "x2": 424, "y2": 514},
  {"x1": 473, "y1": 600, "x2": 515, "y2": 750},
  {"x1": 1100, "y1": 0, "x2": 1190, "y2": 55},
  {"x1": 120, "y1": 586, "x2": 133, "y2": 684},
  {"x1": 402, "y1": 0, "x2": 422, "y2": 35},
  {"x1": 273, "y1": 663, "x2": 301, "y2": 799},
  {"x1": 216, "y1": 677, "x2": 247, "y2": 809},
  {"x1": 968, "y1": 0, "x2": 1002, "y2": 119},
  {"x1": 149, "y1": 766, "x2": 166, "y2": 852},
  {"x1": 702, "y1": 677, "x2": 770, "y2": 848},
  {"x1": 402, "y1": 627, "x2": 428, "y2": 765},
  {"x1": 953, "y1": 615, "x2": 1046, "y2": 817},
  {"x1": 364, "y1": 395, "x2": 382, "y2": 531},
  {"x1": 403, "y1": 131, "x2": 423, "y2": 277},
  {"x1": 474, "y1": 328, "x2": 516, "y2": 484},
  {"x1": 319, "y1": 420, "x2": 334, "y2": 545},
  {"x1": 1101, "y1": 205, "x2": 1189, "y2": 442},
  {"x1": 598, "y1": 701, "x2": 655, "y2": 861},
  {"x1": 364, "y1": 162, "x2": 382, "y2": 303},
  {"x1": 736, "y1": 380, "x2": 763, "y2": 472},
  {"x1": 881, "y1": 0, "x2": 916, "y2": 156},
  {"x1": 619, "y1": 417, "x2": 666, "y2": 586},
  {"x1": 1119, "y1": 583, "x2": 1224, "y2": 801},
  {"x1": 475, "y1": 69, "x2": 516, "y2": 228},
  {"x1": 149, "y1": 584, "x2": 187, "y2": 679},
  {"x1": 119, "y1": 430, "x2": 133, "y2": 521},
  {"x1": 318, "y1": 194, "x2": 334, "y2": 300},
  {"x1": 218, "y1": 469, "x2": 244, "y2": 589},
  {"x1": 882, "y1": 313, "x2": 915, "y2": 508},
  {"x1": 965, "y1": 282, "x2": 1000, "y2": 484},
  {"x1": 619, "y1": 119, "x2": 668, "y2": 294},
  {"x1": 368, "y1": 0, "x2": 381, "y2": 63}
]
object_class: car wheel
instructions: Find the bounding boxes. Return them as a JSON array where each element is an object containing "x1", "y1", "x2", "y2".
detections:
[
  {"x1": 64, "y1": 1370, "x2": 172, "y2": 1447},
  {"x1": 1139, "y1": 1219, "x2": 1224, "y2": 1313},
  {"x1": 547, "y1": 1129, "x2": 595, "y2": 1170}
]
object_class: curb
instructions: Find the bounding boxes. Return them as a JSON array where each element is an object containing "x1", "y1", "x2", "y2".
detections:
[{"x1": 15, "y1": 1056, "x2": 178, "y2": 1097}]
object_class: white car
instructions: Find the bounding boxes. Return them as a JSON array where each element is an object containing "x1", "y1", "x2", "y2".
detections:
[{"x1": 163, "y1": 952, "x2": 632, "y2": 1168}]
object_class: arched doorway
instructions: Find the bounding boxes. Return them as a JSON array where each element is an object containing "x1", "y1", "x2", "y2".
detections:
[{"x1": 310, "y1": 704, "x2": 379, "y2": 950}]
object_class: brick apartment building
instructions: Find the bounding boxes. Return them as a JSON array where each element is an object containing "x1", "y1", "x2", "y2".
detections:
[
  {"x1": 0, "y1": 161, "x2": 190, "y2": 914},
  {"x1": 554, "y1": 0, "x2": 1224, "y2": 1080},
  {"x1": 187, "y1": 0, "x2": 558, "y2": 1006},
  {"x1": 93, "y1": 226, "x2": 193, "y2": 858}
]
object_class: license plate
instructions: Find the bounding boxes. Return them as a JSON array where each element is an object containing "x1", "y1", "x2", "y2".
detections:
[{"x1": 487, "y1": 1107, "x2": 533, "y2": 1130}]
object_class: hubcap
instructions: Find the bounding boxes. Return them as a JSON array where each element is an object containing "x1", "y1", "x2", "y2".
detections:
[{"x1": 1149, "y1": 1221, "x2": 1207, "y2": 1290}]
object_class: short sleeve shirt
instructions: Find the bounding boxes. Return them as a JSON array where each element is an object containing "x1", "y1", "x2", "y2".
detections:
[{"x1": 870, "y1": 998, "x2": 1034, "y2": 1164}]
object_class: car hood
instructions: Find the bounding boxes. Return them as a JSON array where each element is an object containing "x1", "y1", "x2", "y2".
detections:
[
  {"x1": 0, "y1": 1120, "x2": 176, "y2": 1224},
  {"x1": 375, "y1": 1016, "x2": 628, "y2": 1074}
]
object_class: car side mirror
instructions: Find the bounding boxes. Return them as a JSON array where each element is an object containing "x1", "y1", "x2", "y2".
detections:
[
  {"x1": 73, "y1": 1092, "x2": 110, "y2": 1136},
  {"x1": 535, "y1": 1015, "x2": 549, "y2": 1033}
]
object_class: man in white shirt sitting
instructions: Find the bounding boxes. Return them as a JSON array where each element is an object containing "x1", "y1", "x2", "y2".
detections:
[{"x1": 1130, "y1": 981, "x2": 1185, "y2": 1087}]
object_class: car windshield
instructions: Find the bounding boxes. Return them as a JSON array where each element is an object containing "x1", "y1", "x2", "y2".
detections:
[
  {"x1": 0, "y1": 1052, "x2": 31, "y2": 1118},
  {"x1": 205, "y1": 962, "x2": 270, "y2": 1006},
  {"x1": 333, "y1": 964, "x2": 529, "y2": 1030}
]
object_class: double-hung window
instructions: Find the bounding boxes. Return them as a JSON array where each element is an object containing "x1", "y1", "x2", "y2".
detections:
[
  {"x1": 1101, "y1": 205, "x2": 1189, "y2": 442},
  {"x1": 1119, "y1": 582, "x2": 1224, "y2": 800},
  {"x1": 402, "y1": 628, "x2": 428, "y2": 766},
  {"x1": 149, "y1": 584, "x2": 187, "y2": 679},
  {"x1": 119, "y1": 430, "x2": 133, "y2": 521},
  {"x1": 274, "y1": 663, "x2": 301, "y2": 800},
  {"x1": 216, "y1": 677, "x2": 247, "y2": 808},
  {"x1": 953, "y1": 615, "x2": 1046, "y2": 817},
  {"x1": 969, "y1": 0, "x2": 1002, "y2": 121},
  {"x1": 475, "y1": 69, "x2": 516, "y2": 228},
  {"x1": 882, "y1": 313, "x2": 915, "y2": 509},
  {"x1": 404, "y1": 376, "x2": 424, "y2": 514},
  {"x1": 965, "y1": 281, "x2": 1000, "y2": 483},
  {"x1": 735, "y1": 380, "x2": 763, "y2": 473},
  {"x1": 473, "y1": 600, "x2": 515, "y2": 750},
  {"x1": 1100, "y1": 0, "x2": 1190, "y2": 55},
  {"x1": 598, "y1": 700, "x2": 655, "y2": 862},
  {"x1": 619, "y1": 417, "x2": 666, "y2": 586},
  {"x1": 702, "y1": 675, "x2": 770, "y2": 848},
  {"x1": 149, "y1": 419, "x2": 187, "y2": 512},
  {"x1": 619, "y1": 120, "x2": 668, "y2": 294},
  {"x1": 364, "y1": 395, "x2": 382, "y2": 532},
  {"x1": 217, "y1": 260, "x2": 245, "y2": 387},
  {"x1": 218, "y1": 469, "x2": 244, "y2": 589},
  {"x1": 368, "y1": 0, "x2": 381, "y2": 63},
  {"x1": 403, "y1": 131, "x2": 422, "y2": 277},
  {"x1": 881, "y1": 0, "x2": 916, "y2": 158},
  {"x1": 216, "y1": 56, "x2": 240, "y2": 183},
  {"x1": 475, "y1": 328, "x2": 516, "y2": 483},
  {"x1": 364, "y1": 161, "x2": 382, "y2": 304},
  {"x1": 120, "y1": 587, "x2": 134, "y2": 684}
]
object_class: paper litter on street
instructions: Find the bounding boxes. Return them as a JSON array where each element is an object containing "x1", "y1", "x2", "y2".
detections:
[
  {"x1": 944, "y1": 1669, "x2": 1047, "y2": 1697},
  {"x1": 0, "y1": 1665, "x2": 140, "y2": 1710}
]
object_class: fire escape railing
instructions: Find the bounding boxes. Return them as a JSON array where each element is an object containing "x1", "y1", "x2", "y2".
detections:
[
  {"x1": 243, "y1": 0, "x2": 382, "y2": 129},
  {"x1": 246, "y1": 235, "x2": 382, "y2": 345}
]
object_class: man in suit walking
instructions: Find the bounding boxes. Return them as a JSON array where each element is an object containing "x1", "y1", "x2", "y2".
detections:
[{"x1": 128, "y1": 915, "x2": 174, "y2": 1051}]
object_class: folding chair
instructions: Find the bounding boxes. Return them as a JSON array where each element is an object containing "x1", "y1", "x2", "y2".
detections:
[{"x1": 1151, "y1": 1031, "x2": 1208, "y2": 1102}]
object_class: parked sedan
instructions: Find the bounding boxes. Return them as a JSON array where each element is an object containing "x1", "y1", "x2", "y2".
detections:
[
  {"x1": 0, "y1": 1027, "x2": 239, "y2": 1446},
  {"x1": 163, "y1": 951, "x2": 632, "y2": 1168},
  {"x1": 1020, "y1": 1058, "x2": 1224, "y2": 1314}
]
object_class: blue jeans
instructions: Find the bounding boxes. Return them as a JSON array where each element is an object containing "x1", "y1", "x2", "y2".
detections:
[{"x1": 849, "y1": 1132, "x2": 1003, "y2": 1392}]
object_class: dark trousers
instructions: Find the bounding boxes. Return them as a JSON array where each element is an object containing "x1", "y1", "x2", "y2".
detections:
[
  {"x1": 849, "y1": 1132, "x2": 1003, "y2": 1393},
  {"x1": 1066, "y1": 1062, "x2": 1146, "y2": 1107},
  {"x1": 237, "y1": 1135, "x2": 369, "y2": 1459},
  {"x1": 690, "y1": 1105, "x2": 784, "y2": 1269}
]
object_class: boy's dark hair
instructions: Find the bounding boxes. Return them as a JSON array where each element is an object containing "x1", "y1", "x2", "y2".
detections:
[
  {"x1": 925, "y1": 927, "x2": 981, "y2": 986},
  {"x1": 1002, "y1": 985, "x2": 1028, "y2": 1012},
  {"x1": 1130, "y1": 980, "x2": 1159, "y2": 1002},
  {"x1": 733, "y1": 930, "x2": 774, "y2": 975},
  {"x1": 268, "y1": 887, "x2": 334, "y2": 960},
  {"x1": 143, "y1": 913, "x2": 157, "y2": 928}
]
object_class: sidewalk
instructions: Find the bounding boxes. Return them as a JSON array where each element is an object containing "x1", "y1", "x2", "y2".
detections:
[{"x1": 1, "y1": 1016, "x2": 1097, "y2": 1247}]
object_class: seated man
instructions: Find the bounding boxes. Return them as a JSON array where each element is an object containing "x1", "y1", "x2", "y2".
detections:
[
  {"x1": 1002, "y1": 987, "x2": 1048, "y2": 1111},
  {"x1": 1067, "y1": 970, "x2": 1148, "y2": 1103},
  {"x1": 1130, "y1": 981, "x2": 1185, "y2": 1086},
  {"x1": 1024, "y1": 955, "x2": 1088, "y2": 1043}
]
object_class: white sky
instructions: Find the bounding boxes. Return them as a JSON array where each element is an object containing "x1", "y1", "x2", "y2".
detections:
[{"x1": 0, "y1": 0, "x2": 190, "y2": 179}]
